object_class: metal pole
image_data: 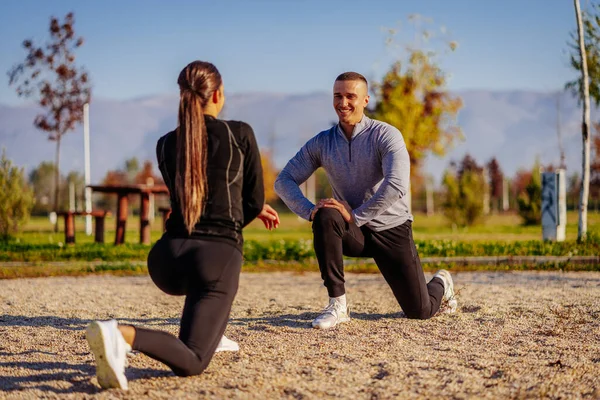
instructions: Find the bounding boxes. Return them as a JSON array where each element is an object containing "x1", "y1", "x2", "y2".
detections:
[{"x1": 84, "y1": 103, "x2": 92, "y2": 235}]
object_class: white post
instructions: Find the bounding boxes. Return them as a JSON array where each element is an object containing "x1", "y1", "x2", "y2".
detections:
[
  {"x1": 69, "y1": 182, "x2": 75, "y2": 212},
  {"x1": 83, "y1": 103, "x2": 92, "y2": 235},
  {"x1": 147, "y1": 177, "x2": 155, "y2": 222}
]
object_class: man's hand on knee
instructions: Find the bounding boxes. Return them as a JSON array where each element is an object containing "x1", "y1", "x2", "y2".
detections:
[
  {"x1": 310, "y1": 199, "x2": 334, "y2": 221},
  {"x1": 319, "y1": 198, "x2": 354, "y2": 223}
]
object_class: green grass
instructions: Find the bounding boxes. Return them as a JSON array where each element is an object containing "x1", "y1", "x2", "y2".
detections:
[
  {"x1": 2, "y1": 235, "x2": 598, "y2": 263},
  {"x1": 411, "y1": 212, "x2": 600, "y2": 242},
  {"x1": 18, "y1": 213, "x2": 311, "y2": 244},
  {"x1": 1, "y1": 211, "x2": 597, "y2": 279},
  {"x1": 2, "y1": 257, "x2": 598, "y2": 280},
  {"x1": 18, "y1": 210, "x2": 599, "y2": 244},
  {"x1": 0, "y1": 262, "x2": 148, "y2": 279}
]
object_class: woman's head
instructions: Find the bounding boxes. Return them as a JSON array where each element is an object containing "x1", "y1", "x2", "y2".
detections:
[
  {"x1": 177, "y1": 61, "x2": 224, "y2": 115},
  {"x1": 175, "y1": 61, "x2": 223, "y2": 234}
]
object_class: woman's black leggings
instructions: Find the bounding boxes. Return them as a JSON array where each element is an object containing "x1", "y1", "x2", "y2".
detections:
[{"x1": 131, "y1": 235, "x2": 242, "y2": 377}]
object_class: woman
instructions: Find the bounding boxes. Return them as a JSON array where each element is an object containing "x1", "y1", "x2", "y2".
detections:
[{"x1": 86, "y1": 60, "x2": 279, "y2": 390}]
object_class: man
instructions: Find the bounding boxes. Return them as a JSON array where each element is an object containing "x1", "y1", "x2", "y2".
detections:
[{"x1": 274, "y1": 72, "x2": 457, "y2": 329}]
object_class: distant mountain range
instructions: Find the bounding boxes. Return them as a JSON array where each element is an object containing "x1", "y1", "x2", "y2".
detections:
[{"x1": 0, "y1": 90, "x2": 595, "y2": 186}]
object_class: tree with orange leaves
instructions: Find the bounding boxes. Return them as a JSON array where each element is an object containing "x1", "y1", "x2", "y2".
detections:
[
  {"x1": 369, "y1": 52, "x2": 463, "y2": 179},
  {"x1": 96, "y1": 169, "x2": 127, "y2": 210},
  {"x1": 368, "y1": 18, "x2": 463, "y2": 181},
  {"x1": 134, "y1": 160, "x2": 164, "y2": 186},
  {"x1": 261, "y1": 150, "x2": 279, "y2": 203}
]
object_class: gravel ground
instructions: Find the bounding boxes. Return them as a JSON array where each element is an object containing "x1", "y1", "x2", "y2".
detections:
[{"x1": 0, "y1": 271, "x2": 599, "y2": 399}]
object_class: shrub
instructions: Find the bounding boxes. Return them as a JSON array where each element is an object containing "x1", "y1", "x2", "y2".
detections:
[
  {"x1": 442, "y1": 169, "x2": 485, "y2": 227},
  {"x1": 0, "y1": 150, "x2": 35, "y2": 241},
  {"x1": 517, "y1": 167, "x2": 542, "y2": 225}
]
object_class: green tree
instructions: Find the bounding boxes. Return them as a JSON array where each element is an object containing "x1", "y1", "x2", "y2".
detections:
[
  {"x1": 567, "y1": 171, "x2": 581, "y2": 210},
  {"x1": 315, "y1": 168, "x2": 333, "y2": 200},
  {"x1": 487, "y1": 158, "x2": 504, "y2": 212},
  {"x1": 0, "y1": 150, "x2": 35, "y2": 240},
  {"x1": 125, "y1": 157, "x2": 140, "y2": 183},
  {"x1": 63, "y1": 170, "x2": 85, "y2": 211},
  {"x1": 441, "y1": 155, "x2": 485, "y2": 227},
  {"x1": 441, "y1": 170, "x2": 460, "y2": 224},
  {"x1": 8, "y1": 12, "x2": 91, "y2": 213},
  {"x1": 566, "y1": 1, "x2": 600, "y2": 105},
  {"x1": 517, "y1": 163, "x2": 542, "y2": 226},
  {"x1": 29, "y1": 161, "x2": 60, "y2": 214}
]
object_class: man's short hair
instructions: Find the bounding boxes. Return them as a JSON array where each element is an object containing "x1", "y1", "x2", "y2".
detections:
[{"x1": 335, "y1": 72, "x2": 368, "y2": 91}]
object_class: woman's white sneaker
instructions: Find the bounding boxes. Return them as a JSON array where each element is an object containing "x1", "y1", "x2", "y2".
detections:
[
  {"x1": 215, "y1": 335, "x2": 240, "y2": 353},
  {"x1": 312, "y1": 298, "x2": 350, "y2": 329},
  {"x1": 86, "y1": 320, "x2": 130, "y2": 390}
]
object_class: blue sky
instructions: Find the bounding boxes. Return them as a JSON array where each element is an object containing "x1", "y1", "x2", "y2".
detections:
[{"x1": 0, "y1": 0, "x2": 578, "y2": 104}]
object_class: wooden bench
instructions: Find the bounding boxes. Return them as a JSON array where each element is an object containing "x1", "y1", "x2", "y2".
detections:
[
  {"x1": 57, "y1": 210, "x2": 111, "y2": 244},
  {"x1": 158, "y1": 207, "x2": 172, "y2": 232}
]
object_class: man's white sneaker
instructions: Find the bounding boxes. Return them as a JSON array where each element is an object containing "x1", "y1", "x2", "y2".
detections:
[
  {"x1": 312, "y1": 298, "x2": 350, "y2": 329},
  {"x1": 433, "y1": 269, "x2": 458, "y2": 313},
  {"x1": 86, "y1": 320, "x2": 130, "y2": 390},
  {"x1": 215, "y1": 335, "x2": 239, "y2": 353}
]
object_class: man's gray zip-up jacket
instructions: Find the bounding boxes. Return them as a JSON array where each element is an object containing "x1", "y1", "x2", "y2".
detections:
[{"x1": 274, "y1": 115, "x2": 412, "y2": 231}]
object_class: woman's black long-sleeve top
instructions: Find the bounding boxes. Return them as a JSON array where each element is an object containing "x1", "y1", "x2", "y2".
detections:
[{"x1": 156, "y1": 115, "x2": 264, "y2": 251}]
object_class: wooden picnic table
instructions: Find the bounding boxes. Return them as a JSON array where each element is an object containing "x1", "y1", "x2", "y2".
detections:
[{"x1": 88, "y1": 184, "x2": 170, "y2": 245}]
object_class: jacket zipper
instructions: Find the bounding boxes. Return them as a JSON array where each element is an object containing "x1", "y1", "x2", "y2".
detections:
[{"x1": 348, "y1": 140, "x2": 352, "y2": 162}]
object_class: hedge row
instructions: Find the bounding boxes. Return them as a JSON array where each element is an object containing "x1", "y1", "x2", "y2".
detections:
[{"x1": 1, "y1": 234, "x2": 598, "y2": 262}]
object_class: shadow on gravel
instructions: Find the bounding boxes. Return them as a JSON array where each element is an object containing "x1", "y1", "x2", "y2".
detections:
[
  {"x1": 231, "y1": 312, "x2": 315, "y2": 329},
  {"x1": 0, "y1": 350, "x2": 58, "y2": 357},
  {"x1": 230, "y1": 311, "x2": 406, "y2": 329},
  {"x1": 462, "y1": 272, "x2": 600, "y2": 285},
  {"x1": 0, "y1": 315, "x2": 179, "y2": 330},
  {"x1": 0, "y1": 360, "x2": 170, "y2": 394},
  {"x1": 350, "y1": 312, "x2": 405, "y2": 320}
]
